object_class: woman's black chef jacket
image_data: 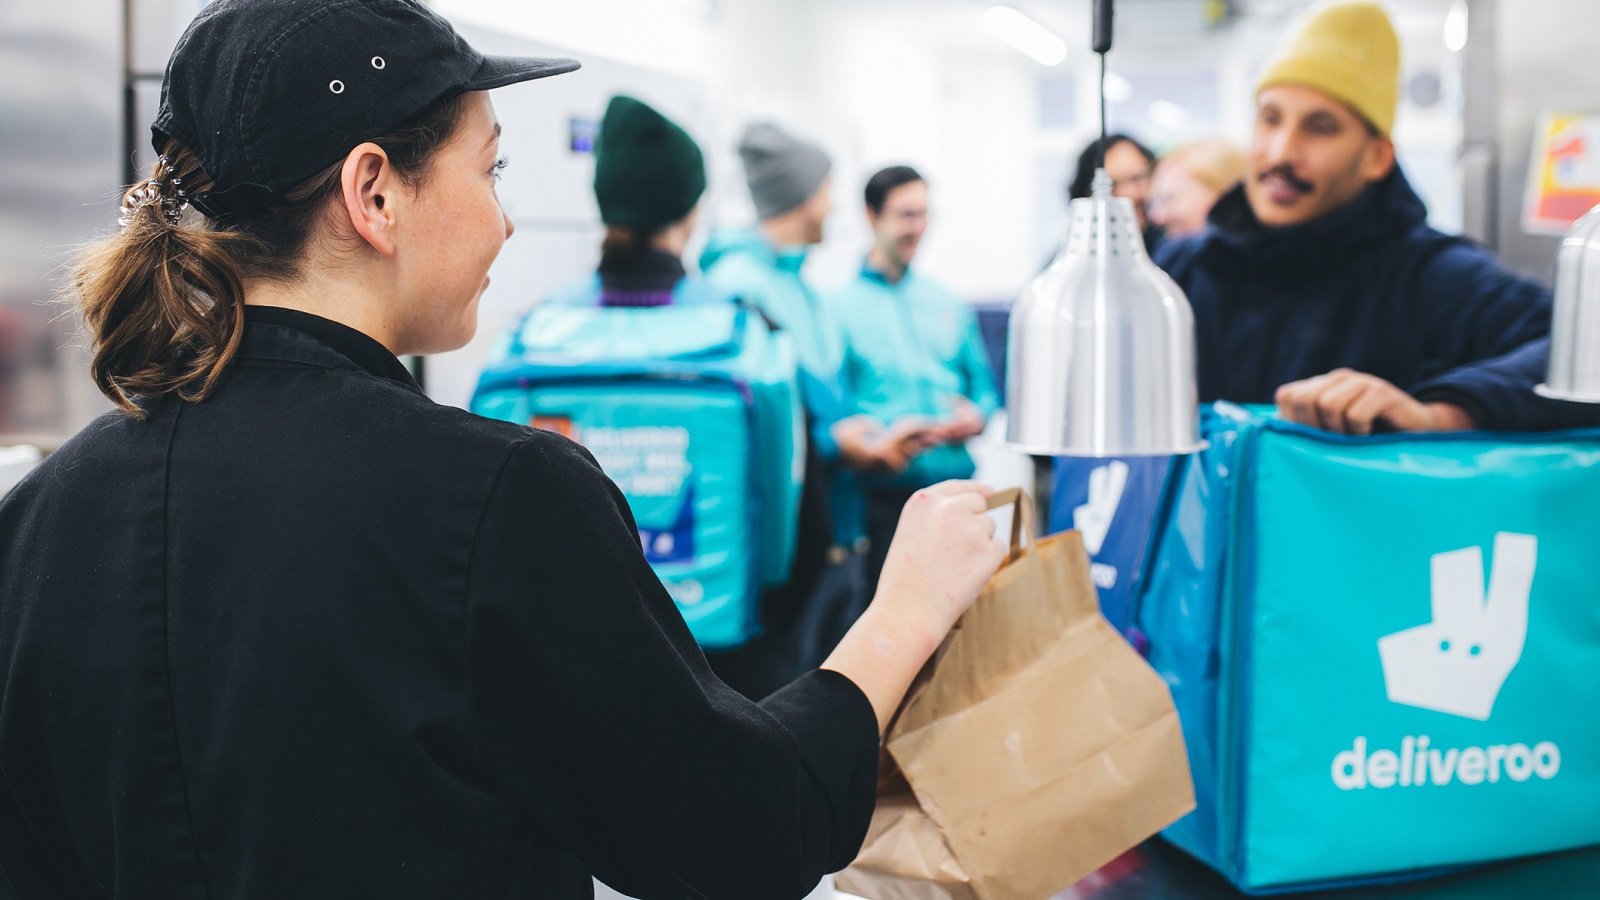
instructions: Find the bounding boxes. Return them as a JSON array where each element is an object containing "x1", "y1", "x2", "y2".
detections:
[{"x1": 0, "y1": 307, "x2": 879, "y2": 899}]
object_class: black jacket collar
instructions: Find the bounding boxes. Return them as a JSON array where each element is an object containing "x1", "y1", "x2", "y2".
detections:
[
  {"x1": 241, "y1": 306, "x2": 423, "y2": 394},
  {"x1": 597, "y1": 246, "x2": 687, "y2": 293}
]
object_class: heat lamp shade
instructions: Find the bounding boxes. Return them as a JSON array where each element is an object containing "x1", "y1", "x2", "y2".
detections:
[
  {"x1": 1005, "y1": 194, "x2": 1204, "y2": 456},
  {"x1": 1538, "y1": 203, "x2": 1600, "y2": 404}
]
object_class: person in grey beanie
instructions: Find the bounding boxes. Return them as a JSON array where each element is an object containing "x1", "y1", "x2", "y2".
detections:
[
  {"x1": 739, "y1": 121, "x2": 835, "y2": 221},
  {"x1": 698, "y1": 122, "x2": 920, "y2": 698}
]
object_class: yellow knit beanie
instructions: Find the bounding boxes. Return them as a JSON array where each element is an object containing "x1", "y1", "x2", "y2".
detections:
[{"x1": 1257, "y1": 1, "x2": 1400, "y2": 135}]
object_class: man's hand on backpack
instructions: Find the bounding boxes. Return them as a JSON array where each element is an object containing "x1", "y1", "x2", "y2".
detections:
[{"x1": 1276, "y1": 369, "x2": 1475, "y2": 435}]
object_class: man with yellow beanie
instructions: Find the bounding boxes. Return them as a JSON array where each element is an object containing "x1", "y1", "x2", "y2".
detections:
[{"x1": 1156, "y1": 0, "x2": 1598, "y2": 433}]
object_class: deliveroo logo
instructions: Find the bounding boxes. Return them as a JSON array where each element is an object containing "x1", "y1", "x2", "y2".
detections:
[
  {"x1": 1072, "y1": 460, "x2": 1129, "y2": 556},
  {"x1": 1332, "y1": 533, "x2": 1559, "y2": 792},
  {"x1": 1378, "y1": 532, "x2": 1537, "y2": 721}
]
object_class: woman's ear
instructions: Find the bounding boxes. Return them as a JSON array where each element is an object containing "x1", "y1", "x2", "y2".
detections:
[{"x1": 339, "y1": 142, "x2": 400, "y2": 257}]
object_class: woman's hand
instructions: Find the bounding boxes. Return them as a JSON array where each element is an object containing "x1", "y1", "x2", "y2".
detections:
[
  {"x1": 875, "y1": 481, "x2": 1007, "y2": 641},
  {"x1": 822, "y1": 481, "x2": 1007, "y2": 733}
]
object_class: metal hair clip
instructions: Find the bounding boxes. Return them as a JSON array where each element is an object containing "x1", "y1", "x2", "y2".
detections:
[
  {"x1": 118, "y1": 157, "x2": 190, "y2": 229},
  {"x1": 117, "y1": 183, "x2": 165, "y2": 229}
]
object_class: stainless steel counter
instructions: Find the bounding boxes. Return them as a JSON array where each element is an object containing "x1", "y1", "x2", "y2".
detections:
[{"x1": 1054, "y1": 839, "x2": 1600, "y2": 900}]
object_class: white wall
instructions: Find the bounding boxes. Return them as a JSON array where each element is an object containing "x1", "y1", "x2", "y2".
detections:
[
  {"x1": 432, "y1": 0, "x2": 1046, "y2": 301},
  {"x1": 422, "y1": 0, "x2": 1048, "y2": 407},
  {"x1": 808, "y1": 1, "x2": 1043, "y2": 299},
  {"x1": 420, "y1": 0, "x2": 1472, "y2": 409},
  {"x1": 434, "y1": 0, "x2": 722, "y2": 80}
]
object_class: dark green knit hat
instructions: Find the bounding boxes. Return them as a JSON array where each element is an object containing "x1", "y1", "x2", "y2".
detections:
[{"x1": 593, "y1": 95, "x2": 707, "y2": 230}]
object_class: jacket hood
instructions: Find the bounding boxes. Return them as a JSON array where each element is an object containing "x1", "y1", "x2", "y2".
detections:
[{"x1": 698, "y1": 227, "x2": 772, "y2": 272}]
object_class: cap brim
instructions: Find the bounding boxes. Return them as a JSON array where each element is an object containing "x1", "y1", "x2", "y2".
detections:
[{"x1": 465, "y1": 55, "x2": 581, "y2": 91}]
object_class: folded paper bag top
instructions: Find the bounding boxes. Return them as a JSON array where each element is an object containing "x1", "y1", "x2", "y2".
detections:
[{"x1": 837, "y1": 488, "x2": 1195, "y2": 900}]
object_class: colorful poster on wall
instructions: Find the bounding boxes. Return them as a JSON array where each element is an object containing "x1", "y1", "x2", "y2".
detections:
[{"x1": 1523, "y1": 112, "x2": 1600, "y2": 235}]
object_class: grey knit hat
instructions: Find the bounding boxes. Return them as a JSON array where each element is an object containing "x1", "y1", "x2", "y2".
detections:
[{"x1": 737, "y1": 122, "x2": 832, "y2": 220}]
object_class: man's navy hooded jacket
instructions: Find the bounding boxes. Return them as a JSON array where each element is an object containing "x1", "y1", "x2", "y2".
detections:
[{"x1": 1156, "y1": 167, "x2": 1598, "y2": 431}]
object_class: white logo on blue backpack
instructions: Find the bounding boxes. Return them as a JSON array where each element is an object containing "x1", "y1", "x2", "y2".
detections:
[
  {"x1": 1073, "y1": 460, "x2": 1128, "y2": 557},
  {"x1": 1333, "y1": 533, "x2": 1560, "y2": 792},
  {"x1": 1378, "y1": 532, "x2": 1536, "y2": 721}
]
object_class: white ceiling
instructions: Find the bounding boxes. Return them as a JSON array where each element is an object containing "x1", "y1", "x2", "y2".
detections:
[{"x1": 804, "y1": 0, "x2": 1457, "y2": 59}]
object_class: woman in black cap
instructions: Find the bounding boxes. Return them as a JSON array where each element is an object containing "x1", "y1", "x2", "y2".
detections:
[{"x1": 0, "y1": 1, "x2": 1004, "y2": 898}]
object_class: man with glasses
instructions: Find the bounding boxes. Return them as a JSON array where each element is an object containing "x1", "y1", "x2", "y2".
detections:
[{"x1": 826, "y1": 165, "x2": 1000, "y2": 595}]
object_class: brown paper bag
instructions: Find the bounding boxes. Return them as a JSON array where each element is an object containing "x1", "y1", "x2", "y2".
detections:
[{"x1": 836, "y1": 488, "x2": 1194, "y2": 900}]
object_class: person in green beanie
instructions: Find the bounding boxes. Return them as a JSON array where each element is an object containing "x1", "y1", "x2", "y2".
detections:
[
  {"x1": 500, "y1": 98, "x2": 841, "y2": 702},
  {"x1": 543, "y1": 94, "x2": 725, "y2": 307}
]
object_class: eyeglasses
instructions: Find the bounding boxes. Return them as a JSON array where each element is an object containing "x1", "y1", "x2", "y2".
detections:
[
  {"x1": 1110, "y1": 172, "x2": 1151, "y2": 192},
  {"x1": 880, "y1": 207, "x2": 930, "y2": 225}
]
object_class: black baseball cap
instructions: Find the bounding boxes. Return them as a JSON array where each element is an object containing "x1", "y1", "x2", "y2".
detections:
[{"x1": 154, "y1": 0, "x2": 579, "y2": 219}]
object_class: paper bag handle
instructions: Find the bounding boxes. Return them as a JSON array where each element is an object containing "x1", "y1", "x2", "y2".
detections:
[{"x1": 986, "y1": 487, "x2": 1035, "y2": 557}]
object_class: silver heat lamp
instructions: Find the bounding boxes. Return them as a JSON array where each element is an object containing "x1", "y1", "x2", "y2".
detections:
[
  {"x1": 1537, "y1": 202, "x2": 1600, "y2": 404},
  {"x1": 1005, "y1": 172, "x2": 1204, "y2": 456},
  {"x1": 1004, "y1": 0, "x2": 1203, "y2": 456}
]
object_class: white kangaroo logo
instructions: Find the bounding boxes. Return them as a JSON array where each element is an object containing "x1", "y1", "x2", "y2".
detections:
[
  {"x1": 1378, "y1": 533, "x2": 1537, "y2": 721},
  {"x1": 1072, "y1": 460, "x2": 1129, "y2": 556}
]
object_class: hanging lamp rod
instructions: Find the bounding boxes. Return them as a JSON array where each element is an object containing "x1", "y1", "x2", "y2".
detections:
[{"x1": 1094, "y1": 0, "x2": 1114, "y2": 170}]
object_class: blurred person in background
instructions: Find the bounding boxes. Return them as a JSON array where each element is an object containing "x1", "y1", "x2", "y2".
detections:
[
  {"x1": 1147, "y1": 138, "x2": 1247, "y2": 239},
  {"x1": 700, "y1": 122, "x2": 913, "y2": 692},
  {"x1": 541, "y1": 94, "x2": 722, "y2": 308},
  {"x1": 488, "y1": 96, "x2": 825, "y2": 700},
  {"x1": 1156, "y1": 0, "x2": 1600, "y2": 434},
  {"x1": 827, "y1": 165, "x2": 999, "y2": 597},
  {"x1": 1067, "y1": 132, "x2": 1161, "y2": 254}
]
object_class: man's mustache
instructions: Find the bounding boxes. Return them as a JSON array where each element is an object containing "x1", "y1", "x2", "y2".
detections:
[{"x1": 1258, "y1": 164, "x2": 1313, "y2": 194}]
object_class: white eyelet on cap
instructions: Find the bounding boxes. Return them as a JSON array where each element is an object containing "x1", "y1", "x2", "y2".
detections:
[
  {"x1": 371, "y1": 56, "x2": 385, "y2": 70},
  {"x1": 329, "y1": 80, "x2": 345, "y2": 94}
]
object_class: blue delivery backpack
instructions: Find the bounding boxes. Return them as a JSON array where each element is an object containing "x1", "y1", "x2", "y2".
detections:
[
  {"x1": 471, "y1": 301, "x2": 806, "y2": 651},
  {"x1": 1048, "y1": 455, "x2": 1173, "y2": 635},
  {"x1": 1134, "y1": 403, "x2": 1600, "y2": 893}
]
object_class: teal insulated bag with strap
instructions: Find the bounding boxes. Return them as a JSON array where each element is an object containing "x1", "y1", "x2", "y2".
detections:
[
  {"x1": 472, "y1": 302, "x2": 805, "y2": 651},
  {"x1": 1138, "y1": 403, "x2": 1600, "y2": 893}
]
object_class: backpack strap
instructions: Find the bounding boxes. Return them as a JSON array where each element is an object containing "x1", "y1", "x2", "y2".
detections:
[{"x1": 732, "y1": 295, "x2": 783, "y2": 334}]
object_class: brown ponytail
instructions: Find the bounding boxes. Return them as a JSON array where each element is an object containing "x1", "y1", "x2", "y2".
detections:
[
  {"x1": 72, "y1": 92, "x2": 471, "y2": 418},
  {"x1": 75, "y1": 152, "x2": 246, "y2": 416}
]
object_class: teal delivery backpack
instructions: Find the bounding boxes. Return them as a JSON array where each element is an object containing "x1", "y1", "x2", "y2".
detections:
[
  {"x1": 472, "y1": 302, "x2": 805, "y2": 651},
  {"x1": 1138, "y1": 403, "x2": 1600, "y2": 893}
]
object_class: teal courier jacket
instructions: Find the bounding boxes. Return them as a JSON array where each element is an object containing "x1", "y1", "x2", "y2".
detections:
[
  {"x1": 702, "y1": 229, "x2": 866, "y2": 543},
  {"x1": 701, "y1": 228, "x2": 851, "y2": 458},
  {"x1": 540, "y1": 273, "x2": 731, "y2": 308},
  {"x1": 826, "y1": 262, "x2": 999, "y2": 490}
]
